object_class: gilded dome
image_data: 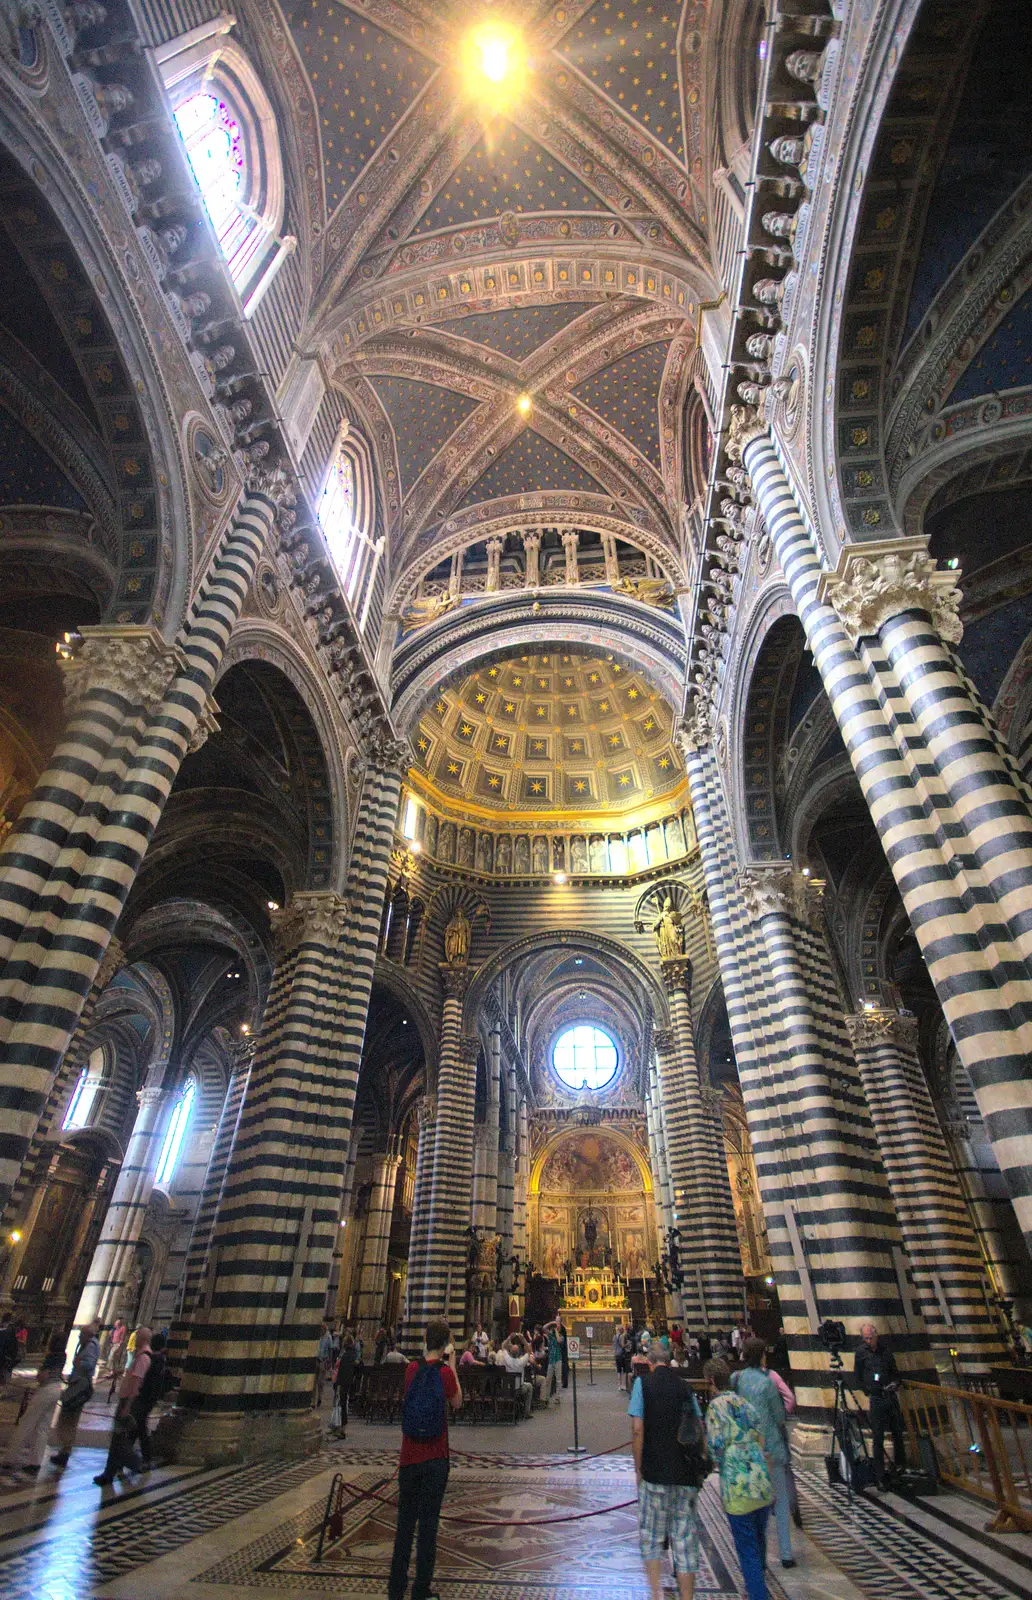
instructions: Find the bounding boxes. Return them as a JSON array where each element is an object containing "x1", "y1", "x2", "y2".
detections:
[{"x1": 410, "y1": 647, "x2": 685, "y2": 818}]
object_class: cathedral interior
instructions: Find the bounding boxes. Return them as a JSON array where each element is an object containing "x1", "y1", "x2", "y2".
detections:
[{"x1": 0, "y1": 0, "x2": 1031, "y2": 1596}]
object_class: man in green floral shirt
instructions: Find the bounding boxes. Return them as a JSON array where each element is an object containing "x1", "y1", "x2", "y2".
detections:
[{"x1": 704, "y1": 1359, "x2": 773, "y2": 1600}]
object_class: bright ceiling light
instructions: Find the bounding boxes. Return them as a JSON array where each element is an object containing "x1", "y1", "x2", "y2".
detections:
[
  {"x1": 517, "y1": 392, "x2": 532, "y2": 416},
  {"x1": 461, "y1": 22, "x2": 525, "y2": 109},
  {"x1": 480, "y1": 32, "x2": 509, "y2": 82}
]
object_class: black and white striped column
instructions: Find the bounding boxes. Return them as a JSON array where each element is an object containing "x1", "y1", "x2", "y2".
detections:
[
  {"x1": 402, "y1": 1095, "x2": 436, "y2": 1351},
  {"x1": 844, "y1": 1008, "x2": 1004, "y2": 1371},
  {"x1": 739, "y1": 423, "x2": 1032, "y2": 1248},
  {"x1": 355, "y1": 1144, "x2": 401, "y2": 1342},
  {"x1": 513, "y1": 1085, "x2": 529, "y2": 1264},
  {"x1": 0, "y1": 490, "x2": 278, "y2": 1209},
  {"x1": 419, "y1": 967, "x2": 478, "y2": 1337}
]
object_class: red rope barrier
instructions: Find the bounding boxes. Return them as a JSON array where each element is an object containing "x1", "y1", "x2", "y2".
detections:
[{"x1": 327, "y1": 1476, "x2": 637, "y2": 1528}]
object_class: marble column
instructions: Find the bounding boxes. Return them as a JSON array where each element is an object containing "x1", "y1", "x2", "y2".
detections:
[
  {"x1": 561, "y1": 529, "x2": 579, "y2": 585},
  {"x1": 485, "y1": 536, "x2": 504, "y2": 593},
  {"x1": 71, "y1": 1085, "x2": 172, "y2": 1338},
  {"x1": 422, "y1": 968, "x2": 479, "y2": 1334},
  {"x1": 402, "y1": 1094, "x2": 437, "y2": 1351},
  {"x1": 844, "y1": 1007, "x2": 1004, "y2": 1370},
  {"x1": 355, "y1": 1143, "x2": 402, "y2": 1342},
  {"x1": 513, "y1": 1094, "x2": 529, "y2": 1263},
  {"x1": 522, "y1": 531, "x2": 541, "y2": 587},
  {"x1": 326, "y1": 1131, "x2": 360, "y2": 1319}
]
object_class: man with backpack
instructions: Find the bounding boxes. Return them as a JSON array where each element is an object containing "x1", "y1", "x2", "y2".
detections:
[
  {"x1": 628, "y1": 1342, "x2": 706, "y2": 1600},
  {"x1": 388, "y1": 1319, "x2": 462, "y2": 1600}
]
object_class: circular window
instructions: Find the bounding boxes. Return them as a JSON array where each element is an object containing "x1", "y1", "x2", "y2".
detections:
[{"x1": 552, "y1": 1024, "x2": 619, "y2": 1091}]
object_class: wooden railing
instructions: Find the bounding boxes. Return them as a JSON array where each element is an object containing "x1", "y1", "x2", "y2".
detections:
[{"x1": 900, "y1": 1380, "x2": 1032, "y2": 1532}]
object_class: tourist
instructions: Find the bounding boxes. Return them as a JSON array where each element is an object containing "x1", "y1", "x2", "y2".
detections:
[
  {"x1": 105, "y1": 1316, "x2": 128, "y2": 1401},
  {"x1": 731, "y1": 1316, "x2": 752, "y2": 1357},
  {"x1": 731, "y1": 1338, "x2": 794, "y2": 1569},
  {"x1": 501, "y1": 1337, "x2": 534, "y2": 1418},
  {"x1": 334, "y1": 1333, "x2": 358, "y2": 1433},
  {"x1": 543, "y1": 1318, "x2": 563, "y2": 1405},
  {"x1": 853, "y1": 1322, "x2": 906, "y2": 1487},
  {"x1": 375, "y1": 1325, "x2": 389, "y2": 1364},
  {"x1": 0, "y1": 1333, "x2": 65, "y2": 1483},
  {"x1": 385, "y1": 1343, "x2": 408, "y2": 1364},
  {"x1": 557, "y1": 1314, "x2": 570, "y2": 1388},
  {"x1": 132, "y1": 1331, "x2": 168, "y2": 1469},
  {"x1": 313, "y1": 1321, "x2": 334, "y2": 1407},
  {"x1": 704, "y1": 1358, "x2": 773, "y2": 1600},
  {"x1": 629, "y1": 1343, "x2": 705, "y2": 1600},
  {"x1": 472, "y1": 1321, "x2": 489, "y2": 1360},
  {"x1": 387, "y1": 1319, "x2": 462, "y2": 1600},
  {"x1": 0, "y1": 1314, "x2": 18, "y2": 1390},
  {"x1": 459, "y1": 1340, "x2": 482, "y2": 1368},
  {"x1": 670, "y1": 1322, "x2": 684, "y2": 1353},
  {"x1": 95, "y1": 1326, "x2": 152, "y2": 1486},
  {"x1": 697, "y1": 1332, "x2": 712, "y2": 1364},
  {"x1": 51, "y1": 1320, "x2": 100, "y2": 1469}
]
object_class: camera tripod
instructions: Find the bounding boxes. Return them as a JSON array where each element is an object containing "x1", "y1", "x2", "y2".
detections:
[{"x1": 827, "y1": 1360, "x2": 872, "y2": 1503}]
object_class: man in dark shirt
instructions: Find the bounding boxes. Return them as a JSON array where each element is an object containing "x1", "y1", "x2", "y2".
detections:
[
  {"x1": 628, "y1": 1343, "x2": 702, "y2": 1599},
  {"x1": 853, "y1": 1321, "x2": 907, "y2": 1486},
  {"x1": 388, "y1": 1318, "x2": 462, "y2": 1600}
]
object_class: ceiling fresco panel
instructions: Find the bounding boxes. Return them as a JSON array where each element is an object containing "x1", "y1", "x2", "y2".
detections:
[
  {"x1": 573, "y1": 339, "x2": 670, "y2": 466},
  {"x1": 437, "y1": 301, "x2": 595, "y2": 361},
  {"x1": 559, "y1": 0, "x2": 687, "y2": 165},
  {"x1": 453, "y1": 429, "x2": 610, "y2": 510},
  {"x1": 365, "y1": 374, "x2": 482, "y2": 496},
  {"x1": 411, "y1": 120, "x2": 608, "y2": 234}
]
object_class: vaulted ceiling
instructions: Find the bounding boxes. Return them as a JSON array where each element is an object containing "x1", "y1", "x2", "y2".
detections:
[{"x1": 278, "y1": 0, "x2": 713, "y2": 566}]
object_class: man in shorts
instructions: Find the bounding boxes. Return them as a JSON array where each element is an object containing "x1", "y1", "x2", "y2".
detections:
[{"x1": 629, "y1": 1342, "x2": 702, "y2": 1600}]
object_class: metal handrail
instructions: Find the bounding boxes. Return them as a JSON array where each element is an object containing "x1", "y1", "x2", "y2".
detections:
[{"x1": 901, "y1": 1379, "x2": 1032, "y2": 1533}]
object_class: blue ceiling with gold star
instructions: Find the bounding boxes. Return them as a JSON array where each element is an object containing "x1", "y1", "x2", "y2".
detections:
[
  {"x1": 0, "y1": 406, "x2": 86, "y2": 510},
  {"x1": 438, "y1": 302, "x2": 595, "y2": 362},
  {"x1": 950, "y1": 285, "x2": 1032, "y2": 403},
  {"x1": 574, "y1": 341, "x2": 670, "y2": 465},
  {"x1": 414, "y1": 647, "x2": 684, "y2": 815},
  {"x1": 412, "y1": 122, "x2": 605, "y2": 234},
  {"x1": 455, "y1": 431, "x2": 608, "y2": 510},
  {"x1": 365, "y1": 374, "x2": 482, "y2": 495},
  {"x1": 560, "y1": 0, "x2": 686, "y2": 162},
  {"x1": 281, "y1": 0, "x2": 438, "y2": 214}
]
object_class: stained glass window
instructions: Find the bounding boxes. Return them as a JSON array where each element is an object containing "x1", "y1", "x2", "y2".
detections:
[
  {"x1": 173, "y1": 91, "x2": 252, "y2": 280},
  {"x1": 155, "y1": 1079, "x2": 196, "y2": 1188},
  {"x1": 552, "y1": 1024, "x2": 618, "y2": 1091},
  {"x1": 318, "y1": 449, "x2": 364, "y2": 597},
  {"x1": 62, "y1": 1047, "x2": 104, "y2": 1130}
]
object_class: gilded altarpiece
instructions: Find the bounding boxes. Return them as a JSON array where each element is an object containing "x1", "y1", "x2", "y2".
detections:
[{"x1": 528, "y1": 1124, "x2": 660, "y2": 1283}]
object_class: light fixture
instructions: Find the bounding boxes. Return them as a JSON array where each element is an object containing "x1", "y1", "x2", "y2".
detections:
[
  {"x1": 764, "y1": 1274, "x2": 774, "y2": 1286},
  {"x1": 10, "y1": 1231, "x2": 21, "y2": 1244},
  {"x1": 267, "y1": 899, "x2": 280, "y2": 911},
  {"x1": 801, "y1": 866, "x2": 810, "y2": 876},
  {"x1": 240, "y1": 1023, "x2": 251, "y2": 1035},
  {"x1": 480, "y1": 32, "x2": 509, "y2": 81},
  {"x1": 946, "y1": 557, "x2": 960, "y2": 570},
  {"x1": 409, "y1": 840, "x2": 422, "y2": 855},
  {"x1": 516, "y1": 392, "x2": 532, "y2": 416},
  {"x1": 553, "y1": 871, "x2": 567, "y2": 885},
  {"x1": 460, "y1": 21, "x2": 525, "y2": 110}
]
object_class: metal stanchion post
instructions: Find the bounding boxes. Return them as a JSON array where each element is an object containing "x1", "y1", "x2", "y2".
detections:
[{"x1": 567, "y1": 1338, "x2": 587, "y2": 1455}]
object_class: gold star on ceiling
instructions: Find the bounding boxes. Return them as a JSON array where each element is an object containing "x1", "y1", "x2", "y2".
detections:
[
  {"x1": 574, "y1": 779, "x2": 587, "y2": 792},
  {"x1": 504, "y1": 702, "x2": 516, "y2": 713},
  {"x1": 658, "y1": 756, "x2": 671, "y2": 769},
  {"x1": 495, "y1": 735, "x2": 507, "y2": 749},
  {"x1": 535, "y1": 706, "x2": 547, "y2": 717},
  {"x1": 488, "y1": 667, "x2": 498, "y2": 677},
  {"x1": 488, "y1": 775, "x2": 501, "y2": 789},
  {"x1": 460, "y1": 722, "x2": 473, "y2": 736},
  {"x1": 627, "y1": 687, "x2": 639, "y2": 699},
  {"x1": 475, "y1": 692, "x2": 487, "y2": 704},
  {"x1": 599, "y1": 700, "x2": 610, "y2": 712},
  {"x1": 447, "y1": 761, "x2": 460, "y2": 775},
  {"x1": 618, "y1": 774, "x2": 631, "y2": 787},
  {"x1": 530, "y1": 780, "x2": 544, "y2": 793}
]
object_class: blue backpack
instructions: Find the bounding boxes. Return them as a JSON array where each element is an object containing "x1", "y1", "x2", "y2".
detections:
[{"x1": 401, "y1": 1358, "x2": 447, "y2": 1441}]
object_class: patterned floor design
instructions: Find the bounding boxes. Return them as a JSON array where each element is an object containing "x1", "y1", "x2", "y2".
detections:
[{"x1": 0, "y1": 1441, "x2": 1023, "y2": 1599}]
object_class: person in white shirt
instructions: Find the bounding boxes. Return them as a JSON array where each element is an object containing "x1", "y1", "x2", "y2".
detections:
[
  {"x1": 472, "y1": 1323, "x2": 490, "y2": 1360},
  {"x1": 501, "y1": 1338, "x2": 535, "y2": 1417}
]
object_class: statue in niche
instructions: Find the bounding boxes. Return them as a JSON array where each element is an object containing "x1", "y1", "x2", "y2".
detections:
[
  {"x1": 664, "y1": 815, "x2": 684, "y2": 859},
  {"x1": 552, "y1": 837, "x2": 566, "y2": 871},
  {"x1": 475, "y1": 832, "x2": 493, "y2": 874},
  {"x1": 532, "y1": 836, "x2": 549, "y2": 876},
  {"x1": 439, "y1": 821, "x2": 456, "y2": 864},
  {"x1": 589, "y1": 834, "x2": 607, "y2": 873},
  {"x1": 652, "y1": 895, "x2": 686, "y2": 960},
  {"x1": 423, "y1": 814, "x2": 438, "y2": 859},
  {"x1": 458, "y1": 826, "x2": 475, "y2": 868},
  {"x1": 570, "y1": 835, "x2": 588, "y2": 874},
  {"x1": 495, "y1": 834, "x2": 512, "y2": 875},
  {"x1": 514, "y1": 835, "x2": 530, "y2": 875},
  {"x1": 444, "y1": 904, "x2": 471, "y2": 965}
]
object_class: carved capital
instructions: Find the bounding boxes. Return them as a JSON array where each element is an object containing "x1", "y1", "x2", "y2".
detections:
[
  {"x1": 676, "y1": 700, "x2": 712, "y2": 756},
  {"x1": 417, "y1": 1093, "x2": 437, "y2": 1131},
  {"x1": 187, "y1": 695, "x2": 221, "y2": 755},
  {"x1": 660, "y1": 956, "x2": 691, "y2": 995},
  {"x1": 699, "y1": 1085, "x2": 725, "y2": 1119},
  {"x1": 272, "y1": 890, "x2": 349, "y2": 954},
  {"x1": 440, "y1": 961, "x2": 473, "y2": 1000},
  {"x1": 816, "y1": 539, "x2": 963, "y2": 647},
  {"x1": 652, "y1": 1027, "x2": 676, "y2": 1055},
  {"x1": 246, "y1": 464, "x2": 291, "y2": 502},
  {"x1": 59, "y1": 625, "x2": 186, "y2": 721},
  {"x1": 724, "y1": 405, "x2": 767, "y2": 465},
  {"x1": 136, "y1": 1085, "x2": 168, "y2": 1111},
  {"x1": 95, "y1": 936, "x2": 126, "y2": 992},
  {"x1": 457, "y1": 1032, "x2": 481, "y2": 1066},
  {"x1": 227, "y1": 1035, "x2": 257, "y2": 1071},
  {"x1": 844, "y1": 1008, "x2": 920, "y2": 1053},
  {"x1": 365, "y1": 723, "x2": 411, "y2": 776},
  {"x1": 738, "y1": 867, "x2": 825, "y2": 927}
]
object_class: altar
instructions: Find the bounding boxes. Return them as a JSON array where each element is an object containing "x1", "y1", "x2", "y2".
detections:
[{"x1": 560, "y1": 1266, "x2": 630, "y2": 1313}]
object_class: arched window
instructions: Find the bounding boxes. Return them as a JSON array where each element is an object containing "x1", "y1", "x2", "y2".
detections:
[
  {"x1": 161, "y1": 31, "x2": 293, "y2": 307},
  {"x1": 552, "y1": 1024, "x2": 619, "y2": 1091},
  {"x1": 63, "y1": 1046, "x2": 105, "y2": 1130},
  {"x1": 318, "y1": 427, "x2": 383, "y2": 629},
  {"x1": 155, "y1": 1079, "x2": 196, "y2": 1188}
]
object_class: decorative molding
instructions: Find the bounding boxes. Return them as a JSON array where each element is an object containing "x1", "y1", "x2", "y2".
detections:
[
  {"x1": 440, "y1": 962, "x2": 473, "y2": 1002},
  {"x1": 58, "y1": 625, "x2": 186, "y2": 720},
  {"x1": 844, "y1": 1008, "x2": 920, "y2": 1053},
  {"x1": 816, "y1": 538, "x2": 963, "y2": 646},
  {"x1": 737, "y1": 867, "x2": 825, "y2": 928},
  {"x1": 270, "y1": 890, "x2": 349, "y2": 954}
]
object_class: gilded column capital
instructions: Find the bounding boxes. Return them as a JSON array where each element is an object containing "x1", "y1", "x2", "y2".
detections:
[
  {"x1": 227, "y1": 1035, "x2": 257, "y2": 1071},
  {"x1": 95, "y1": 936, "x2": 126, "y2": 991},
  {"x1": 271, "y1": 890, "x2": 349, "y2": 954},
  {"x1": 738, "y1": 867, "x2": 825, "y2": 927},
  {"x1": 724, "y1": 405, "x2": 767, "y2": 464},
  {"x1": 844, "y1": 1008, "x2": 919, "y2": 1053},
  {"x1": 652, "y1": 1027, "x2": 676, "y2": 1055},
  {"x1": 815, "y1": 539, "x2": 963, "y2": 647},
  {"x1": 440, "y1": 961, "x2": 473, "y2": 1000},
  {"x1": 59, "y1": 625, "x2": 186, "y2": 720},
  {"x1": 660, "y1": 956, "x2": 692, "y2": 995}
]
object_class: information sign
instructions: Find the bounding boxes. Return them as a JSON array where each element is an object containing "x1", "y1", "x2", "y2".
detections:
[
  {"x1": 585, "y1": 1326, "x2": 594, "y2": 1340},
  {"x1": 567, "y1": 1336, "x2": 582, "y2": 1362}
]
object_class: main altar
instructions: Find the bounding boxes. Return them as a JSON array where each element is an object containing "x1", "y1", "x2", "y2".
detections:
[{"x1": 560, "y1": 1266, "x2": 630, "y2": 1313}]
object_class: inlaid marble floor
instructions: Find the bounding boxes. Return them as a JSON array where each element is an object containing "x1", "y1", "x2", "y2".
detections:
[{"x1": 0, "y1": 1381, "x2": 1024, "y2": 1600}]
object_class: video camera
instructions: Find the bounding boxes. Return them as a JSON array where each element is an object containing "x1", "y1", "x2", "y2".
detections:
[{"x1": 818, "y1": 1318, "x2": 848, "y2": 1371}]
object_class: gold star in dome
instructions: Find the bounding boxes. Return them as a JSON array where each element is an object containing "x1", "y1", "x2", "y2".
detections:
[
  {"x1": 475, "y1": 692, "x2": 487, "y2": 704},
  {"x1": 563, "y1": 677, "x2": 574, "y2": 688},
  {"x1": 627, "y1": 687, "x2": 640, "y2": 699},
  {"x1": 521, "y1": 655, "x2": 529, "y2": 662},
  {"x1": 530, "y1": 779, "x2": 544, "y2": 793},
  {"x1": 538, "y1": 678, "x2": 548, "y2": 689},
  {"x1": 574, "y1": 779, "x2": 587, "y2": 793},
  {"x1": 488, "y1": 667, "x2": 498, "y2": 677},
  {"x1": 643, "y1": 717, "x2": 655, "y2": 732},
  {"x1": 495, "y1": 735, "x2": 507, "y2": 749},
  {"x1": 447, "y1": 761, "x2": 460, "y2": 775},
  {"x1": 535, "y1": 706, "x2": 547, "y2": 718},
  {"x1": 513, "y1": 676, "x2": 523, "y2": 686},
  {"x1": 599, "y1": 700, "x2": 610, "y2": 713},
  {"x1": 588, "y1": 672, "x2": 600, "y2": 683},
  {"x1": 570, "y1": 739, "x2": 584, "y2": 753},
  {"x1": 487, "y1": 775, "x2": 501, "y2": 789},
  {"x1": 504, "y1": 701, "x2": 516, "y2": 713},
  {"x1": 618, "y1": 774, "x2": 631, "y2": 787},
  {"x1": 435, "y1": 700, "x2": 446, "y2": 714},
  {"x1": 531, "y1": 739, "x2": 545, "y2": 753},
  {"x1": 460, "y1": 722, "x2": 473, "y2": 736},
  {"x1": 608, "y1": 734, "x2": 621, "y2": 747},
  {"x1": 613, "y1": 664, "x2": 623, "y2": 673},
  {"x1": 658, "y1": 756, "x2": 671, "y2": 769}
]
